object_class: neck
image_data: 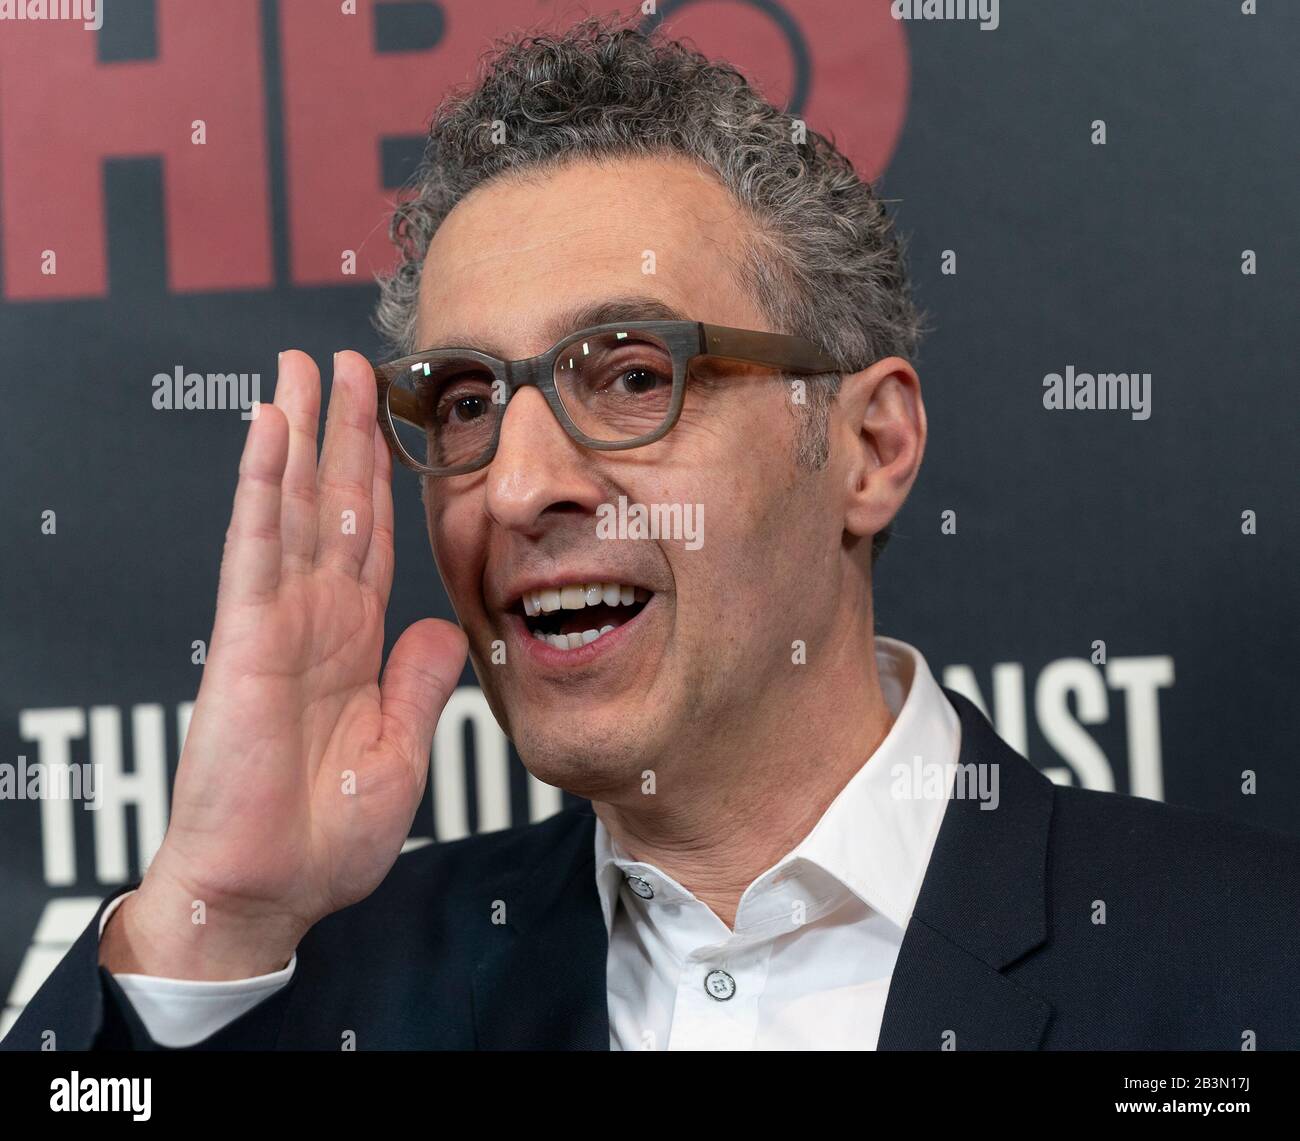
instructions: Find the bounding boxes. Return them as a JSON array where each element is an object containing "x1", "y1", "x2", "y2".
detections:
[{"x1": 592, "y1": 616, "x2": 895, "y2": 931}]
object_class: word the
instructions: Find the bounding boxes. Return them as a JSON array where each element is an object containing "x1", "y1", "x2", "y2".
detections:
[
  {"x1": 596, "y1": 495, "x2": 704, "y2": 551},
  {"x1": 151, "y1": 367, "x2": 261, "y2": 419},
  {"x1": 1042, "y1": 366, "x2": 1151, "y2": 420}
]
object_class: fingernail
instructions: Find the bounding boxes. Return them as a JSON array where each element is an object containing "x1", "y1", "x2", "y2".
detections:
[{"x1": 333, "y1": 351, "x2": 341, "y2": 370}]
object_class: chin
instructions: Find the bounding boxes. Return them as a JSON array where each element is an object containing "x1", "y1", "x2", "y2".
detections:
[{"x1": 514, "y1": 720, "x2": 655, "y2": 801}]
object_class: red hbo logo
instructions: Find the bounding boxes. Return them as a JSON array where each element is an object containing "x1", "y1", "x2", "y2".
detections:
[{"x1": 0, "y1": 0, "x2": 909, "y2": 300}]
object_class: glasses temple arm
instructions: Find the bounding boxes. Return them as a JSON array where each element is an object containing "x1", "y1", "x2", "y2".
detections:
[{"x1": 700, "y1": 324, "x2": 842, "y2": 373}]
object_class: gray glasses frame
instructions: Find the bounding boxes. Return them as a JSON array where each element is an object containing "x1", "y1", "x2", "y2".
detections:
[{"x1": 372, "y1": 319, "x2": 843, "y2": 477}]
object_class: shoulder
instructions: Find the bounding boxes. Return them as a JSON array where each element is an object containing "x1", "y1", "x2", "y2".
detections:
[
  {"x1": 1048, "y1": 783, "x2": 1300, "y2": 882},
  {"x1": 945, "y1": 685, "x2": 1300, "y2": 910},
  {"x1": 1017, "y1": 784, "x2": 1300, "y2": 1045},
  {"x1": 1043, "y1": 782, "x2": 1300, "y2": 933},
  {"x1": 278, "y1": 806, "x2": 595, "y2": 1046}
]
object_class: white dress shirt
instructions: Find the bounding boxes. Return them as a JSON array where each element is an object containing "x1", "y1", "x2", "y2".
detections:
[
  {"x1": 96, "y1": 892, "x2": 296, "y2": 1047},
  {"x1": 96, "y1": 636, "x2": 960, "y2": 1049}
]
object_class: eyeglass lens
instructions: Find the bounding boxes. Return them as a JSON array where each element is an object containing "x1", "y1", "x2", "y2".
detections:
[{"x1": 386, "y1": 326, "x2": 678, "y2": 471}]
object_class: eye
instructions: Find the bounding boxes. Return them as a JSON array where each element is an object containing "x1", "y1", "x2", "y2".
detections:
[
  {"x1": 612, "y1": 367, "x2": 668, "y2": 396},
  {"x1": 444, "y1": 392, "x2": 489, "y2": 424},
  {"x1": 426, "y1": 374, "x2": 494, "y2": 426}
]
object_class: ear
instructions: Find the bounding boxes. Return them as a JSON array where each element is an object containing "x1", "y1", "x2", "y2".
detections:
[{"x1": 837, "y1": 356, "x2": 927, "y2": 541}]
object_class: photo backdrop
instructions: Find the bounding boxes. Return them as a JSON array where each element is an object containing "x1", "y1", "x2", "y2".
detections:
[{"x1": 2, "y1": 0, "x2": 1296, "y2": 1037}]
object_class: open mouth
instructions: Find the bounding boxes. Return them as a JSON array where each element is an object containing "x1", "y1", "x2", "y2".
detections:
[{"x1": 515, "y1": 582, "x2": 652, "y2": 651}]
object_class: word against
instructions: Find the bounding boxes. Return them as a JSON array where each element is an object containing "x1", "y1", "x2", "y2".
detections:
[
  {"x1": 0, "y1": 757, "x2": 100, "y2": 808},
  {"x1": 1042, "y1": 366, "x2": 1151, "y2": 420},
  {"x1": 50, "y1": 1072, "x2": 150, "y2": 1122},
  {"x1": 891, "y1": 0, "x2": 999, "y2": 31},
  {"x1": 943, "y1": 655, "x2": 1174, "y2": 797},
  {"x1": 0, "y1": 0, "x2": 100, "y2": 30},
  {"x1": 152, "y1": 367, "x2": 261, "y2": 420},
  {"x1": 596, "y1": 495, "x2": 704, "y2": 551}
]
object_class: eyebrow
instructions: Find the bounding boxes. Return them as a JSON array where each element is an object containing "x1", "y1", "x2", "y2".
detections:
[{"x1": 420, "y1": 295, "x2": 691, "y2": 358}]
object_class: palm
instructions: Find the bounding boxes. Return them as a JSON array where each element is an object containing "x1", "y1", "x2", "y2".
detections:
[{"x1": 154, "y1": 351, "x2": 466, "y2": 933}]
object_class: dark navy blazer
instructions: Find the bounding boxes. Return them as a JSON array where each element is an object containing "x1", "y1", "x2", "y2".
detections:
[{"x1": 5, "y1": 691, "x2": 1299, "y2": 1051}]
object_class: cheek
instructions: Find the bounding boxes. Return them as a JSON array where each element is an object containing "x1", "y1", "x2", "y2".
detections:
[
  {"x1": 710, "y1": 473, "x2": 825, "y2": 593},
  {"x1": 672, "y1": 484, "x2": 771, "y2": 604},
  {"x1": 426, "y1": 494, "x2": 479, "y2": 593},
  {"x1": 665, "y1": 426, "x2": 782, "y2": 534}
]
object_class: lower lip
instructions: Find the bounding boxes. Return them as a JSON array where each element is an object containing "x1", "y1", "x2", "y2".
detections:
[{"x1": 508, "y1": 596, "x2": 655, "y2": 669}]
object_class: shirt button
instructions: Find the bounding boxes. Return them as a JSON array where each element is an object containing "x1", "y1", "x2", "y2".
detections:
[
  {"x1": 626, "y1": 874, "x2": 654, "y2": 899},
  {"x1": 704, "y1": 969, "x2": 736, "y2": 1001}
]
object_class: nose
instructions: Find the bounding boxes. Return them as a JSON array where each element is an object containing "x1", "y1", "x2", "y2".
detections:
[{"x1": 483, "y1": 385, "x2": 607, "y2": 535}]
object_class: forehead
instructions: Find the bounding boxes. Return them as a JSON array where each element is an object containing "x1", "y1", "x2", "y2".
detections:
[{"x1": 415, "y1": 153, "x2": 765, "y2": 355}]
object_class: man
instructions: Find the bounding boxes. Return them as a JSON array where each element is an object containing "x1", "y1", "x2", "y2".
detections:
[{"x1": 5, "y1": 14, "x2": 1298, "y2": 1052}]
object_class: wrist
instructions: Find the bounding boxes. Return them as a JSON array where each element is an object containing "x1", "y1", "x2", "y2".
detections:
[{"x1": 100, "y1": 867, "x2": 306, "y2": 981}]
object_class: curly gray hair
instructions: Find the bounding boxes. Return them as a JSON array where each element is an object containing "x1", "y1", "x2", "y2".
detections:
[{"x1": 375, "y1": 12, "x2": 921, "y2": 565}]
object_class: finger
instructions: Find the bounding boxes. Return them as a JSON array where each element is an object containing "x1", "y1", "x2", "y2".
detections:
[
  {"x1": 217, "y1": 403, "x2": 290, "y2": 608},
  {"x1": 379, "y1": 619, "x2": 468, "y2": 777},
  {"x1": 315, "y1": 351, "x2": 377, "y2": 577},
  {"x1": 273, "y1": 350, "x2": 322, "y2": 572},
  {"x1": 361, "y1": 424, "x2": 396, "y2": 604}
]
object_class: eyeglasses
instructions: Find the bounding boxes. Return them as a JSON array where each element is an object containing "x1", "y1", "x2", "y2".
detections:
[{"x1": 371, "y1": 319, "x2": 843, "y2": 477}]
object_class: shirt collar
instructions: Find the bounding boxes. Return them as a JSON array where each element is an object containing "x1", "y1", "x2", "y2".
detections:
[{"x1": 593, "y1": 637, "x2": 962, "y2": 939}]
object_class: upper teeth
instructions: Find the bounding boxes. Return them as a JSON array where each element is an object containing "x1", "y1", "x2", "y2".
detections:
[{"x1": 522, "y1": 582, "x2": 649, "y2": 617}]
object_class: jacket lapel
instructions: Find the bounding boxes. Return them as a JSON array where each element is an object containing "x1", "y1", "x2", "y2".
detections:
[
  {"x1": 472, "y1": 689, "x2": 1055, "y2": 1050},
  {"x1": 878, "y1": 689, "x2": 1055, "y2": 1050},
  {"x1": 471, "y1": 806, "x2": 610, "y2": 1049}
]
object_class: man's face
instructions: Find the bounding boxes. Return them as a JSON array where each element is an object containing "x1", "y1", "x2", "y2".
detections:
[{"x1": 415, "y1": 154, "x2": 848, "y2": 802}]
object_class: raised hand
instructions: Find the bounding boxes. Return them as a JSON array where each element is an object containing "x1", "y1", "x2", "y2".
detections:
[{"x1": 100, "y1": 351, "x2": 467, "y2": 979}]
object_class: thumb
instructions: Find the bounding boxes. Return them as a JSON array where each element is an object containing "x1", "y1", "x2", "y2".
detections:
[{"x1": 379, "y1": 619, "x2": 469, "y2": 773}]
